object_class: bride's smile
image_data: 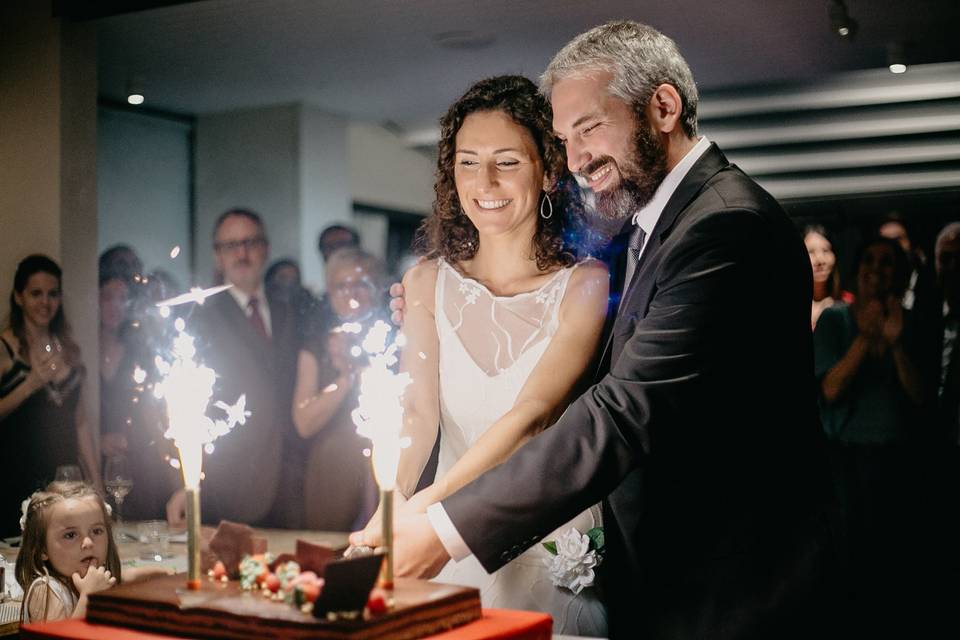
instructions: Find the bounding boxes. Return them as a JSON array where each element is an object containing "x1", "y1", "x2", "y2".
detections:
[{"x1": 454, "y1": 110, "x2": 549, "y2": 237}]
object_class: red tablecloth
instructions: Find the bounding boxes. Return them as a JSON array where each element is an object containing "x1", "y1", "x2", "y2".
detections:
[{"x1": 20, "y1": 609, "x2": 552, "y2": 640}]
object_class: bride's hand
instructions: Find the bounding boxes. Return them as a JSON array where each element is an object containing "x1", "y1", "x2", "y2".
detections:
[
  {"x1": 349, "y1": 492, "x2": 408, "y2": 547},
  {"x1": 402, "y1": 489, "x2": 435, "y2": 515}
]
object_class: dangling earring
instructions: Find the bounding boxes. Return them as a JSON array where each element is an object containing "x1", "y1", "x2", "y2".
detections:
[{"x1": 539, "y1": 192, "x2": 554, "y2": 220}]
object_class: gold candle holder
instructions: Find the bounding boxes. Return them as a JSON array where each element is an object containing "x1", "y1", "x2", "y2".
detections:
[
  {"x1": 185, "y1": 487, "x2": 201, "y2": 590},
  {"x1": 380, "y1": 488, "x2": 394, "y2": 589}
]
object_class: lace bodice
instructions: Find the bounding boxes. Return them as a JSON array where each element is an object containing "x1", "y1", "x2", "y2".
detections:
[{"x1": 435, "y1": 259, "x2": 574, "y2": 457}]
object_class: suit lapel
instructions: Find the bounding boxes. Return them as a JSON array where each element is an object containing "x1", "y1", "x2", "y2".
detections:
[
  {"x1": 603, "y1": 144, "x2": 731, "y2": 371},
  {"x1": 595, "y1": 223, "x2": 635, "y2": 377}
]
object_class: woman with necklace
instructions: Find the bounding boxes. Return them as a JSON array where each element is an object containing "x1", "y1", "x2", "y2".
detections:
[{"x1": 0, "y1": 255, "x2": 99, "y2": 537}]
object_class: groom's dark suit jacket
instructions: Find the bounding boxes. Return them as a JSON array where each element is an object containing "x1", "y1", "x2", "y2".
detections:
[
  {"x1": 190, "y1": 287, "x2": 301, "y2": 527},
  {"x1": 442, "y1": 145, "x2": 839, "y2": 640}
]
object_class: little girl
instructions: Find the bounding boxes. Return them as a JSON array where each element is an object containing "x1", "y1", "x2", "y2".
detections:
[{"x1": 15, "y1": 482, "x2": 121, "y2": 622}]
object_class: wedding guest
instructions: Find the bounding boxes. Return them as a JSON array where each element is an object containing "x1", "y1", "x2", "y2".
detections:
[
  {"x1": 878, "y1": 213, "x2": 933, "y2": 313},
  {"x1": 165, "y1": 209, "x2": 300, "y2": 528},
  {"x1": 292, "y1": 247, "x2": 383, "y2": 532},
  {"x1": 16, "y1": 482, "x2": 169, "y2": 622},
  {"x1": 317, "y1": 225, "x2": 360, "y2": 263},
  {"x1": 97, "y1": 245, "x2": 144, "y2": 286},
  {"x1": 98, "y1": 273, "x2": 176, "y2": 520},
  {"x1": 0, "y1": 255, "x2": 99, "y2": 538},
  {"x1": 804, "y1": 225, "x2": 851, "y2": 329},
  {"x1": 266, "y1": 258, "x2": 321, "y2": 347},
  {"x1": 306, "y1": 225, "x2": 363, "y2": 343},
  {"x1": 814, "y1": 235, "x2": 923, "y2": 630}
]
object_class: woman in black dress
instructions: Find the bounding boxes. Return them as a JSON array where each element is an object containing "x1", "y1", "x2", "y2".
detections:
[{"x1": 0, "y1": 255, "x2": 99, "y2": 537}]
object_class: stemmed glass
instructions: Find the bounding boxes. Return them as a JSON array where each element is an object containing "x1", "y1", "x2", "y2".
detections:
[
  {"x1": 54, "y1": 464, "x2": 83, "y2": 483},
  {"x1": 104, "y1": 455, "x2": 134, "y2": 539}
]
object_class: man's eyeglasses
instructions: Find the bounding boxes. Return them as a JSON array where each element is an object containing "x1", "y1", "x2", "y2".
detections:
[{"x1": 215, "y1": 236, "x2": 267, "y2": 253}]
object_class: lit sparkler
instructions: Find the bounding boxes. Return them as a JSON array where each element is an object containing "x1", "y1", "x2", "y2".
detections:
[
  {"x1": 155, "y1": 284, "x2": 233, "y2": 309},
  {"x1": 350, "y1": 319, "x2": 411, "y2": 588},
  {"x1": 152, "y1": 318, "x2": 249, "y2": 589}
]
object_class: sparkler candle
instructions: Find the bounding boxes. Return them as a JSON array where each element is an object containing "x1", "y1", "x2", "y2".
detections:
[
  {"x1": 153, "y1": 318, "x2": 249, "y2": 589},
  {"x1": 350, "y1": 320, "x2": 411, "y2": 589}
]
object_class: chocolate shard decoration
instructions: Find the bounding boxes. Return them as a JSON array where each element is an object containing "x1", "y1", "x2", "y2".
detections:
[
  {"x1": 313, "y1": 552, "x2": 385, "y2": 617},
  {"x1": 296, "y1": 539, "x2": 347, "y2": 575},
  {"x1": 207, "y1": 521, "x2": 256, "y2": 577}
]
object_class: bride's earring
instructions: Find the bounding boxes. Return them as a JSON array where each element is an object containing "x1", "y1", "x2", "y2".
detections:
[{"x1": 539, "y1": 192, "x2": 553, "y2": 220}]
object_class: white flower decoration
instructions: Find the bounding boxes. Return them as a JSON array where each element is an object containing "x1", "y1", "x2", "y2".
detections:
[
  {"x1": 457, "y1": 281, "x2": 481, "y2": 305},
  {"x1": 19, "y1": 493, "x2": 111, "y2": 531},
  {"x1": 544, "y1": 527, "x2": 599, "y2": 594},
  {"x1": 535, "y1": 282, "x2": 559, "y2": 306},
  {"x1": 19, "y1": 497, "x2": 30, "y2": 531}
]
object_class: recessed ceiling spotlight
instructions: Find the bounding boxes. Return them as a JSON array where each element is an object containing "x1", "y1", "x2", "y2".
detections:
[
  {"x1": 827, "y1": 0, "x2": 857, "y2": 39},
  {"x1": 126, "y1": 74, "x2": 145, "y2": 105},
  {"x1": 887, "y1": 42, "x2": 908, "y2": 74},
  {"x1": 433, "y1": 30, "x2": 496, "y2": 50}
]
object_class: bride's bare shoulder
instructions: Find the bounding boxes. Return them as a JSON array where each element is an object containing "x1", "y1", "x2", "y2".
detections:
[
  {"x1": 570, "y1": 258, "x2": 609, "y2": 290},
  {"x1": 401, "y1": 259, "x2": 440, "y2": 314}
]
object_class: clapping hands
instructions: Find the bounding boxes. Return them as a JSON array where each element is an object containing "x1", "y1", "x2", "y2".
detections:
[{"x1": 855, "y1": 295, "x2": 903, "y2": 353}]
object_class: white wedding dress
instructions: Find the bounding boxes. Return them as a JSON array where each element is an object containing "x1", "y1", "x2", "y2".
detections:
[{"x1": 431, "y1": 258, "x2": 607, "y2": 637}]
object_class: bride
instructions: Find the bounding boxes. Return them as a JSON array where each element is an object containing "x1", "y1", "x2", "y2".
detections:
[{"x1": 357, "y1": 75, "x2": 609, "y2": 636}]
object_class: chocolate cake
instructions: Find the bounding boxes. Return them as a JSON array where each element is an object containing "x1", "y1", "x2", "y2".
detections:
[{"x1": 86, "y1": 573, "x2": 482, "y2": 640}]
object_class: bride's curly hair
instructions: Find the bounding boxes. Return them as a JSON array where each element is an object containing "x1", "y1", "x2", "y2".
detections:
[{"x1": 414, "y1": 75, "x2": 586, "y2": 271}]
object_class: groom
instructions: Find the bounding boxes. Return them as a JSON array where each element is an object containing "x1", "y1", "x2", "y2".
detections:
[{"x1": 360, "y1": 21, "x2": 839, "y2": 640}]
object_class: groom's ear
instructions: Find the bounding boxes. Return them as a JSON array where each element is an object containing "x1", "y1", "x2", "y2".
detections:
[{"x1": 648, "y1": 83, "x2": 682, "y2": 134}]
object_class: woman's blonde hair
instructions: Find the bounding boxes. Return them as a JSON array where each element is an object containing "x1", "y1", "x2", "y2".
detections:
[{"x1": 15, "y1": 482, "x2": 122, "y2": 619}]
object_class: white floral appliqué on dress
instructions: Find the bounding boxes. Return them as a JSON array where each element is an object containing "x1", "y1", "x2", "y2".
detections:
[{"x1": 433, "y1": 258, "x2": 607, "y2": 637}]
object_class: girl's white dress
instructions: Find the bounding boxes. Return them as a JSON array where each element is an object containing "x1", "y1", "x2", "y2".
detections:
[
  {"x1": 22, "y1": 575, "x2": 77, "y2": 622},
  {"x1": 430, "y1": 258, "x2": 607, "y2": 637}
]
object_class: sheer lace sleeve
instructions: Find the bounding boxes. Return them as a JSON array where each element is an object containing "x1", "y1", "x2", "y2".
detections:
[{"x1": 395, "y1": 261, "x2": 442, "y2": 498}]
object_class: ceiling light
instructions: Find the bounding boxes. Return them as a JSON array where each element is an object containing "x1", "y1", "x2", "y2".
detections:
[
  {"x1": 827, "y1": 0, "x2": 857, "y2": 39},
  {"x1": 887, "y1": 42, "x2": 907, "y2": 74},
  {"x1": 127, "y1": 74, "x2": 144, "y2": 105}
]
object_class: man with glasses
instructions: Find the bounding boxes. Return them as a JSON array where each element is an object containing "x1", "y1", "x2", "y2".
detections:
[{"x1": 166, "y1": 208, "x2": 302, "y2": 529}]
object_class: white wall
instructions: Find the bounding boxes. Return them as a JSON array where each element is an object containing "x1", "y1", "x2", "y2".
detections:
[
  {"x1": 98, "y1": 108, "x2": 192, "y2": 288},
  {"x1": 347, "y1": 122, "x2": 434, "y2": 215},
  {"x1": 299, "y1": 106, "x2": 351, "y2": 291},
  {"x1": 194, "y1": 104, "x2": 301, "y2": 286}
]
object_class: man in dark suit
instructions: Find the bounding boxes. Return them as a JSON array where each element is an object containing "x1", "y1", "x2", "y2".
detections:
[
  {"x1": 358, "y1": 21, "x2": 838, "y2": 639},
  {"x1": 166, "y1": 208, "x2": 301, "y2": 528}
]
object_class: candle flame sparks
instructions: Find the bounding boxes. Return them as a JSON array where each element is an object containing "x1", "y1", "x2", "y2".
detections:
[
  {"x1": 350, "y1": 320, "x2": 411, "y2": 491},
  {"x1": 155, "y1": 284, "x2": 233, "y2": 309},
  {"x1": 153, "y1": 325, "x2": 249, "y2": 488}
]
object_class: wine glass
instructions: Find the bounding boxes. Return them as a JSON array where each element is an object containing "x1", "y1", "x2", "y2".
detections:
[
  {"x1": 104, "y1": 455, "x2": 134, "y2": 538},
  {"x1": 54, "y1": 464, "x2": 83, "y2": 483}
]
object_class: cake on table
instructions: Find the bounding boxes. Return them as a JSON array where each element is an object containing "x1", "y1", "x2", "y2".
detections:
[{"x1": 83, "y1": 521, "x2": 484, "y2": 640}]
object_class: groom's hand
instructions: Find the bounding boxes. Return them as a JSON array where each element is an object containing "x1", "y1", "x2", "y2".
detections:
[
  {"x1": 389, "y1": 281, "x2": 406, "y2": 325},
  {"x1": 350, "y1": 513, "x2": 450, "y2": 579}
]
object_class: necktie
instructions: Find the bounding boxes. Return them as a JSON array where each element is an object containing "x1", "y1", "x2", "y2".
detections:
[
  {"x1": 247, "y1": 296, "x2": 269, "y2": 340},
  {"x1": 620, "y1": 225, "x2": 647, "y2": 309}
]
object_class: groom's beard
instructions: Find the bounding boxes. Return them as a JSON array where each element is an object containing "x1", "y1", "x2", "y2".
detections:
[{"x1": 590, "y1": 122, "x2": 669, "y2": 222}]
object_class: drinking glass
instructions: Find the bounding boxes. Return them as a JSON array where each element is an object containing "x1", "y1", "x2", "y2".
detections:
[
  {"x1": 54, "y1": 464, "x2": 83, "y2": 483},
  {"x1": 104, "y1": 455, "x2": 133, "y2": 528}
]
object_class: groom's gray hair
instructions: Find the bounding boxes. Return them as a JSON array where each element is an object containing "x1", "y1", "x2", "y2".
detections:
[{"x1": 540, "y1": 21, "x2": 699, "y2": 137}]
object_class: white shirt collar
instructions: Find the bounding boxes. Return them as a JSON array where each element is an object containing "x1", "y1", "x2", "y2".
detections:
[
  {"x1": 631, "y1": 136, "x2": 711, "y2": 235},
  {"x1": 226, "y1": 282, "x2": 272, "y2": 336},
  {"x1": 226, "y1": 283, "x2": 265, "y2": 309}
]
